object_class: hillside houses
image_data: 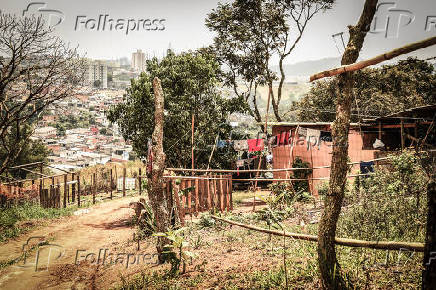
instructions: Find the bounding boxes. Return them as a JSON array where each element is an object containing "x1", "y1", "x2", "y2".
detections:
[{"x1": 32, "y1": 89, "x2": 131, "y2": 170}]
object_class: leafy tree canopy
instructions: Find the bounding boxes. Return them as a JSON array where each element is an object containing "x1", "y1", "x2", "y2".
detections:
[
  {"x1": 292, "y1": 58, "x2": 436, "y2": 122},
  {"x1": 107, "y1": 50, "x2": 247, "y2": 168},
  {"x1": 1, "y1": 125, "x2": 50, "y2": 179}
]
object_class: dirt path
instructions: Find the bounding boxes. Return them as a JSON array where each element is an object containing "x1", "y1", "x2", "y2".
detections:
[{"x1": 0, "y1": 196, "x2": 154, "y2": 290}]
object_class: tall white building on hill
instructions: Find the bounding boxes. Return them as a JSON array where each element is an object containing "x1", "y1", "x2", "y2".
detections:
[{"x1": 131, "y1": 49, "x2": 146, "y2": 72}]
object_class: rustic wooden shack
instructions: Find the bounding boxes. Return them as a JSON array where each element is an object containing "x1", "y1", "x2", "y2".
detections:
[{"x1": 271, "y1": 105, "x2": 436, "y2": 195}]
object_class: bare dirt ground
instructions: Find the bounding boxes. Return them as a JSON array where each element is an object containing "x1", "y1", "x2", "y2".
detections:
[
  {"x1": 0, "y1": 193, "x2": 291, "y2": 290},
  {"x1": 0, "y1": 196, "x2": 156, "y2": 289}
]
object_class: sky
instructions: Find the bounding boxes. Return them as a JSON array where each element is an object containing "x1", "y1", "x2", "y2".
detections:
[{"x1": 1, "y1": 0, "x2": 435, "y2": 64}]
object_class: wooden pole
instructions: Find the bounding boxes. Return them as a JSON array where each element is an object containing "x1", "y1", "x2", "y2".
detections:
[
  {"x1": 138, "y1": 168, "x2": 142, "y2": 195},
  {"x1": 229, "y1": 175, "x2": 233, "y2": 210},
  {"x1": 219, "y1": 177, "x2": 224, "y2": 212},
  {"x1": 110, "y1": 169, "x2": 113, "y2": 199},
  {"x1": 63, "y1": 174, "x2": 67, "y2": 208},
  {"x1": 211, "y1": 216, "x2": 425, "y2": 252},
  {"x1": 187, "y1": 180, "x2": 192, "y2": 219},
  {"x1": 77, "y1": 174, "x2": 81, "y2": 207},
  {"x1": 310, "y1": 36, "x2": 436, "y2": 82},
  {"x1": 401, "y1": 119, "x2": 405, "y2": 151},
  {"x1": 195, "y1": 178, "x2": 199, "y2": 215},
  {"x1": 92, "y1": 173, "x2": 96, "y2": 204},
  {"x1": 423, "y1": 179, "x2": 436, "y2": 288},
  {"x1": 191, "y1": 113, "x2": 195, "y2": 175},
  {"x1": 206, "y1": 176, "x2": 211, "y2": 209},
  {"x1": 378, "y1": 121, "x2": 382, "y2": 140},
  {"x1": 71, "y1": 173, "x2": 76, "y2": 203},
  {"x1": 123, "y1": 167, "x2": 126, "y2": 197}
]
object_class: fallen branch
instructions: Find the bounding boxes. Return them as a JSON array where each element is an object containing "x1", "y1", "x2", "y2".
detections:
[
  {"x1": 211, "y1": 215, "x2": 424, "y2": 252},
  {"x1": 310, "y1": 36, "x2": 436, "y2": 82}
]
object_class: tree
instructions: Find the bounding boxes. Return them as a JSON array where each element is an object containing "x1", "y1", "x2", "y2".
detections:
[
  {"x1": 292, "y1": 58, "x2": 436, "y2": 122},
  {"x1": 149, "y1": 77, "x2": 171, "y2": 262},
  {"x1": 0, "y1": 13, "x2": 86, "y2": 175},
  {"x1": 316, "y1": 0, "x2": 378, "y2": 288},
  {"x1": 107, "y1": 50, "x2": 246, "y2": 169},
  {"x1": 0, "y1": 125, "x2": 50, "y2": 180},
  {"x1": 206, "y1": 0, "x2": 333, "y2": 125}
]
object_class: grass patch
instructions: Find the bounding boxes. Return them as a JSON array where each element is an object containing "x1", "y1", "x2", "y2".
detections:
[
  {"x1": 0, "y1": 203, "x2": 76, "y2": 242},
  {"x1": 115, "y1": 270, "x2": 206, "y2": 290}
]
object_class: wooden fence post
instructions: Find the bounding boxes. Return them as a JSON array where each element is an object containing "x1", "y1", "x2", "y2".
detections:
[
  {"x1": 63, "y1": 174, "x2": 67, "y2": 208},
  {"x1": 219, "y1": 176, "x2": 224, "y2": 212},
  {"x1": 172, "y1": 179, "x2": 184, "y2": 226},
  {"x1": 71, "y1": 173, "x2": 76, "y2": 203},
  {"x1": 212, "y1": 175, "x2": 217, "y2": 211},
  {"x1": 138, "y1": 168, "x2": 142, "y2": 195},
  {"x1": 229, "y1": 174, "x2": 233, "y2": 211},
  {"x1": 39, "y1": 163, "x2": 43, "y2": 198},
  {"x1": 110, "y1": 168, "x2": 113, "y2": 200},
  {"x1": 77, "y1": 174, "x2": 81, "y2": 207},
  {"x1": 206, "y1": 176, "x2": 211, "y2": 209},
  {"x1": 187, "y1": 180, "x2": 192, "y2": 219},
  {"x1": 123, "y1": 167, "x2": 126, "y2": 197},
  {"x1": 93, "y1": 172, "x2": 96, "y2": 204},
  {"x1": 195, "y1": 178, "x2": 199, "y2": 215}
]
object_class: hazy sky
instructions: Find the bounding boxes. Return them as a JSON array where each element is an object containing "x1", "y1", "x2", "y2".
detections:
[{"x1": 2, "y1": 0, "x2": 435, "y2": 64}]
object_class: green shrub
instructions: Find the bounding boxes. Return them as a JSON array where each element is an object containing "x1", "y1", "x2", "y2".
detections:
[{"x1": 338, "y1": 151, "x2": 427, "y2": 242}]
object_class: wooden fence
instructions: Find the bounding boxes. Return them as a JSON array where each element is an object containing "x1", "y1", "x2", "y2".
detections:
[
  {"x1": 165, "y1": 174, "x2": 233, "y2": 226},
  {"x1": 40, "y1": 186, "x2": 61, "y2": 208}
]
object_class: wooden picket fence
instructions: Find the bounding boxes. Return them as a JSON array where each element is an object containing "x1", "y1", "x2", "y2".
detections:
[
  {"x1": 165, "y1": 174, "x2": 233, "y2": 226},
  {"x1": 40, "y1": 186, "x2": 61, "y2": 208}
]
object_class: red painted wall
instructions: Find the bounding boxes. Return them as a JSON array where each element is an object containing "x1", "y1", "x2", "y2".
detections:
[{"x1": 272, "y1": 125, "x2": 377, "y2": 195}]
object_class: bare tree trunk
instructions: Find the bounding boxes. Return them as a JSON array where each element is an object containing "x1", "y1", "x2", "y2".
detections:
[
  {"x1": 270, "y1": 82, "x2": 282, "y2": 122},
  {"x1": 317, "y1": 0, "x2": 378, "y2": 289},
  {"x1": 423, "y1": 178, "x2": 436, "y2": 289},
  {"x1": 149, "y1": 77, "x2": 171, "y2": 263}
]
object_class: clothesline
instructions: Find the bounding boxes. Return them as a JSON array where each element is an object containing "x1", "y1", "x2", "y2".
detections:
[{"x1": 166, "y1": 156, "x2": 391, "y2": 173}]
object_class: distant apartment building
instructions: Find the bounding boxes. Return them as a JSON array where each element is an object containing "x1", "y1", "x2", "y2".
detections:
[
  {"x1": 88, "y1": 60, "x2": 108, "y2": 88},
  {"x1": 131, "y1": 49, "x2": 146, "y2": 72}
]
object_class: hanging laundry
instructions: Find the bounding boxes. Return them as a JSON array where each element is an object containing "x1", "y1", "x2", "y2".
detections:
[
  {"x1": 236, "y1": 159, "x2": 244, "y2": 167},
  {"x1": 306, "y1": 128, "x2": 321, "y2": 149},
  {"x1": 217, "y1": 140, "x2": 227, "y2": 148},
  {"x1": 233, "y1": 140, "x2": 248, "y2": 151},
  {"x1": 277, "y1": 131, "x2": 291, "y2": 146},
  {"x1": 247, "y1": 139, "x2": 264, "y2": 152},
  {"x1": 360, "y1": 161, "x2": 374, "y2": 177},
  {"x1": 373, "y1": 139, "x2": 385, "y2": 149},
  {"x1": 320, "y1": 131, "x2": 332, "y2": 142},
  {"x1": 284, "y1": 131, "x2": 290, "y2": 145}
]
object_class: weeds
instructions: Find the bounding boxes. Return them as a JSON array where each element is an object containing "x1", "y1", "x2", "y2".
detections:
[
  {"x1": 153, "y1": 228, "x2": 197, "y2": 276},
  {"x1": 0, "y1": 203, "x2": 75, "y2": 242}
]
